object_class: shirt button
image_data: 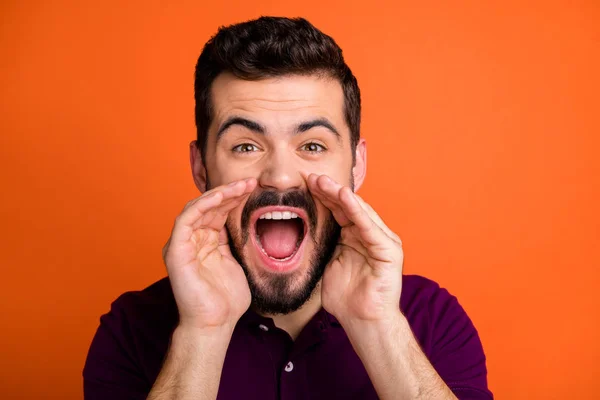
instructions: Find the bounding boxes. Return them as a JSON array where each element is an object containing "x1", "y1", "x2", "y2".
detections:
[
  {"x1": 284, "y1": 361, "x2": 294, "y2": 372},
  {"x1": 258, "y1": 324, "x2": 269, "y2": 332}
]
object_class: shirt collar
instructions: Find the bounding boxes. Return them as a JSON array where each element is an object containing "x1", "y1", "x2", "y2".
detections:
[{"x1": 238, "y1": 306, "x2": 342, "y2": 331}]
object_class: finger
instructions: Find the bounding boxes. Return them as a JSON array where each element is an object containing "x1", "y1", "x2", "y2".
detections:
[
  {"x1": 177, "y1": 190, "x2": 224, "y2": 227},
  {"x1": 337, "y1": 186, "x2": 390, "y2": 247},
  {"x1": 306, "y1": 174, "x2": 352, "y2": 227},
  {"x1": 311, "y1": 174, "x2": 354, "y2": 227},
  {"x1": 173, "y1": 178, "x2": 256, "y2": 239},
  {"x1": 353, "y1": 194, "x2": 402, "y2": 246},
  {"x1": 184, "y1": 178, "x2": 255, "y2": 213},
  {"x1": 191, "y1": 179, "x2": 257, "y2": 231},
  {"x1": 310, "y1": 174, "x2": 399, "y2": 246},
  {"x1": 192, "y1": 189, "x2": 252, "y2": 231},
  {"x1": 162, "y1": 235, "x2": 172, "y2": 263},
  {"x1": 306, "y1": 174, "x2": 336, "y2": 213},
  {"x1": 192, "y1": 177, "x2": 257, "y2": 231},
  {"x1": 311, "y1": 174, "x2": 347, "y2": 207}
]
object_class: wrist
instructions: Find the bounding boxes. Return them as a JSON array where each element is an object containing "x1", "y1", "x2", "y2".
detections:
[
  {"x1": 173, "y1": 322, "x2": 236, "y2": 348},
  {"x1": 148, "y1": 320, "x2": 234, "y2": 399},
  {"x1": 339, "y1": 309, "x2": 405, "y2": 333},
  {"x1": 176, "y1": 314, "x2": 240, "y2": 335},
  {"x1": 341, "y1": 310, "x2": 409, "y2": 352}
]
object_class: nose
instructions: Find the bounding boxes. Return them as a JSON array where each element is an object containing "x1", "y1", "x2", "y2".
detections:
[{"x1": 258, "y1": 146, "x2": 304, "y2": 192}]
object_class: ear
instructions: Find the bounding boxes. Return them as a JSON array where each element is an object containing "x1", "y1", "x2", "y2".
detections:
[
  {"x1": 352, "y1": 138, "x2": 367, "y2": 192},
  {"x1": 190, "y1": 140, "x2": 207, "y2": 192}
]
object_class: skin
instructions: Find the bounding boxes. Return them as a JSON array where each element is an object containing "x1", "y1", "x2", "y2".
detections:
[
  {"x1": 148, "y1": 73, "x2": 457, "y2": 399},
  {"x1": 190, "y1": 72, "x2": 366, "y2": 335}
]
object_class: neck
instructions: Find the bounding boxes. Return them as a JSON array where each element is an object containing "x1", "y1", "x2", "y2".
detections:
[{"x1": 255, "y1": 282, "x2": 323, "y2": 341}]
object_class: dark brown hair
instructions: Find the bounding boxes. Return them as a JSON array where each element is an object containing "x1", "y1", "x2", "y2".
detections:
[{"x1": 194, "y1": 16, "x2": 361, "y2": 160}]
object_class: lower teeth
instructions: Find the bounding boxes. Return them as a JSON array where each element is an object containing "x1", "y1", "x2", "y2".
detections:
[{"x1": 269, "y1": 254, "x2": 294, "y2": 261}]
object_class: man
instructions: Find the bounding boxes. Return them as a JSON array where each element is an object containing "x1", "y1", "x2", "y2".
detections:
[{"x1": 83, "y1": 16, "x2": 492, "y2": 399}]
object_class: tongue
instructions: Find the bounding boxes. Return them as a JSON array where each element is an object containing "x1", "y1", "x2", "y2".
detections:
[{"x1": 258, "y1": 220, "x2": 301, "y2": 259}]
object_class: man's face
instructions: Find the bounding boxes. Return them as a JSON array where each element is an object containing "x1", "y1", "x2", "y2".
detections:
[{"x1": 193, "y1": 72, "x2": 365, "y2": 315}]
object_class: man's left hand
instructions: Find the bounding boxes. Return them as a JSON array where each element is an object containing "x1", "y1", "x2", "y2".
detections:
[{"x1": 306, "y1": 173, "x2": 404, "y2": 325}]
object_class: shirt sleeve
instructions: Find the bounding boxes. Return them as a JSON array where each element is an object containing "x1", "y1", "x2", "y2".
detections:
[
  {"x1": 83, "y1": 294, "x2": 151, "y2": 400},
  {"x1": 427, "y1": 286, "x2": 494, "y2": 400}
]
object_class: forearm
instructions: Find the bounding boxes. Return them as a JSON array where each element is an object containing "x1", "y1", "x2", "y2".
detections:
[
  {"x1": 147, "y1": 325, "x2": 233, "y2": 400},
  {"x1": 342, "y1": 312, "x2": 457, "y2": 400}
]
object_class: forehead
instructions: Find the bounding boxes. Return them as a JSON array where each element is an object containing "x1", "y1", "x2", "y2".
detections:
[{"x1": 209, "y1": 72, "x2": 346, "y2": 134}]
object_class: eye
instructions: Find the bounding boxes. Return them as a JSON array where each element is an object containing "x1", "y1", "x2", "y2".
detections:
[
  {"x1": 301, "y1": 142, "x2": 326, "y2": 153},
  {"x1": 232, "y1": 143, "x2": 260, "y2": 153}
]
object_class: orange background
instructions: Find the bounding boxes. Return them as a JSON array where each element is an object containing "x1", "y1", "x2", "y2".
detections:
[{"x1": 1, "y1": 1, "x2": 599, "y2": 398}]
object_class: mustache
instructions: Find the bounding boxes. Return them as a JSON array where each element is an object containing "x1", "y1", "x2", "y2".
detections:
[{"x1": 240, "y1": 189, "x2": 318, "y2": 239}]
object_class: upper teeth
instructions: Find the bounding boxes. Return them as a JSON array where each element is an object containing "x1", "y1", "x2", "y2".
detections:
[{"x1": 259, "y1": 211, "x2": 299, "y2": 220}]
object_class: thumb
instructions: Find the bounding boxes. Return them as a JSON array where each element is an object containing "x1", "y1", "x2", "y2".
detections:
[
  {"x1": 218, "y1": 226, "x2": 239, "y2": 261},
  {"x1": 218, "y1": 226, "x2": 230, "y2": 247}
]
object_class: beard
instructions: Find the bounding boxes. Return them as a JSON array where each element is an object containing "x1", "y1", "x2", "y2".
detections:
[
  {"x1": 225, "y1": 189, "x2": 341, "y2": 315},
  {"x1": 205, "y1": 174, "x2": 353, "y2": 315}
]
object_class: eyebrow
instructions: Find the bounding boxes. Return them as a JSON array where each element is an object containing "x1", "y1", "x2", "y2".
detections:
[
  {"x1": 216, "y1": 117, "x2": 265, "y2": 141},
  {"x1": 296, "y1": 118, "x2": 340, "y2": 138},
  {"x1": 215, "y1": 116, "x2": 341, "y2": 142}
]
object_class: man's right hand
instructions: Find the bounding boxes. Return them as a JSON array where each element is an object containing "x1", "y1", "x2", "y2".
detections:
[{"x1": 162, "y1": 178, "x2": 257, "y2": 332}]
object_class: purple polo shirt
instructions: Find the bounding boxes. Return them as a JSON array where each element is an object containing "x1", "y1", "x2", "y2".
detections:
[{"x1": 83, "y1": 275, "x2": 493, "y2": 399}]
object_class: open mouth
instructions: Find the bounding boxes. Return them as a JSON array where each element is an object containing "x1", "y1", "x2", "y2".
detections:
[{"x1": 252, "y1": 207, "x2": 308, "y2": 264}]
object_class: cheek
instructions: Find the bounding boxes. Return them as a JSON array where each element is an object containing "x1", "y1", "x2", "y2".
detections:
[
  {"x1": 224, "y1": 201, "x2": 247, "y2": 234},
  {"x1": 304, "y1": 158, "x2": 354, "y2": 187},
  {"x1": 234, "y1": 200, "x2": 248, "y2": 222},
  {"x1": 209, "y1": 152, "x2": 257, "y2": 187},
  {"x1": 313, "y1": 199, "x2": 334, "y2": 230}
]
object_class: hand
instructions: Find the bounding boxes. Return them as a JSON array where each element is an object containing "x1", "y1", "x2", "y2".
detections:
[
  {"x1": 162, "y1": 178, "x2": 257, "y2": 331},
  {"x1": 306, "y1": 174, "x2": 404, "y2": 324}
]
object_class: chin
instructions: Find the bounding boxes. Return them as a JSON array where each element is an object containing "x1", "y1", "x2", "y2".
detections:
[
  {"x1": 226, "y1": 200, "x2": 340, "y2": 315},
  {"x1": 246, "y1": 244, "x2": 315, "y2": 290}
]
